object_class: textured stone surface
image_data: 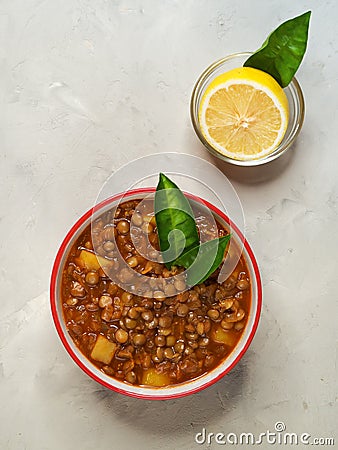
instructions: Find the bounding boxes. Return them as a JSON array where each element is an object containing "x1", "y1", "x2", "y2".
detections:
[{"x1": 1, "y1": 1, "x2": 337, "y2": 449}]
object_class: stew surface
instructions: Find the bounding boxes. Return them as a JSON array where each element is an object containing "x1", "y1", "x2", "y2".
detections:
[{"x1": 61, "y1": 198, "x2": 251, "y2": 387}]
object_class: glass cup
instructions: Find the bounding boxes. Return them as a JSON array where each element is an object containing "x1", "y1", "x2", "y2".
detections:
[{"x1": 190, "y1": 52, "x2": 305, "y2": 167}]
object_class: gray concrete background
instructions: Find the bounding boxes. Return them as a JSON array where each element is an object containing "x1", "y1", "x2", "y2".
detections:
[{"x1": 1, "y1": 1, "x2": 337, "y2": 449}]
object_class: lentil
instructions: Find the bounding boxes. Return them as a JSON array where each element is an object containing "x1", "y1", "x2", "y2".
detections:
[
  {"x1": 115, "y1": 329, "x2": 129, "y2": 344},
  {"x1": 85, "y1": 271, "x2": 99, "y2": 286}
]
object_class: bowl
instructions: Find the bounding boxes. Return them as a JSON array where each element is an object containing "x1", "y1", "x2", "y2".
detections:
[
  {"x1": 190, "y1": 52, "x2": 305, "y2": 167},
  {"x1": 50, "y1": 188, "x2": 262, "y2": 399}
]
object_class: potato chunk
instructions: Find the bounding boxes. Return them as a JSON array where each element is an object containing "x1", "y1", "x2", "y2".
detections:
[
  {"x1": 212, "y1": 326, "x2": 237, "y2": 347},
  {"x1": 76, "y1": 249, "x2": 112, "y2": 271},
  {"x1": 91, "y1": 335, "x2": 117, "y2": 365},
  {"x1": 141, "y1": 368, "x2": 170, "y2": 387}
]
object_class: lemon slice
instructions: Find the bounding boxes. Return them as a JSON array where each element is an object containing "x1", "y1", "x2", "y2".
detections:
[{"x1": 198, "y1": 67, "x2": 289, "y2": 161}]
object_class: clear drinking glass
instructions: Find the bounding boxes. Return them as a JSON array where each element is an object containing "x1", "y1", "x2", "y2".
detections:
[{"x1": 190, "y1": 52, "x2": 305, "y2": 167}]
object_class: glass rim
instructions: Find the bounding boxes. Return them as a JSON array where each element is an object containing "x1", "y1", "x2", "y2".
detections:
[{"x1": 190, "y1": 52, "x2": 305, "y2": 167}]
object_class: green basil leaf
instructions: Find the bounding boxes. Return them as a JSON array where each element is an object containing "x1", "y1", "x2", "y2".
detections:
[
  {"x1": 175, "y1": 235, "x2": 231, "y2": 286},
  {"x1": 244, "y1": 11, "x2": 311, "y2": 87},
  {"x1": 155, "y1": 173, "x2": 200, "y2": 268}
]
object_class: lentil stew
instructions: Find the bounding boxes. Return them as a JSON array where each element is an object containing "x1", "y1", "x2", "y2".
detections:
[{"x1": 61, "y1": 198, "x2": 251, "y2": 387}]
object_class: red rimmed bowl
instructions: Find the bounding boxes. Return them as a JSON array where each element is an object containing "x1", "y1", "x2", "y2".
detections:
[{"x1": 50, "y1": 188, "x2": 262, "y2": 400}]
